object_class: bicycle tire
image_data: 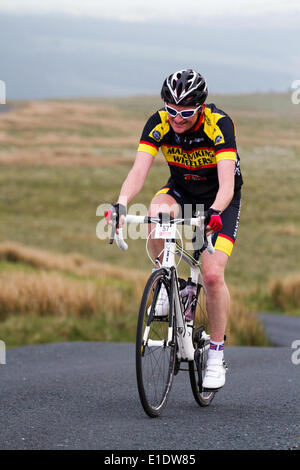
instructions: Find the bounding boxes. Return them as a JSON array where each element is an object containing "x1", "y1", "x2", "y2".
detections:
[
  {"x1": 188, "y1": 284, "x2": 216, "y2": 407},
  {"x1": 136, "y1": 268, "x2": 176, "y2": 417}
]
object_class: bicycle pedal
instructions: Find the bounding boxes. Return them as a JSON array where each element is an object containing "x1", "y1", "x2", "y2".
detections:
[{"x1": 202, "y1": 387, "x2": 222, "y2": 393}]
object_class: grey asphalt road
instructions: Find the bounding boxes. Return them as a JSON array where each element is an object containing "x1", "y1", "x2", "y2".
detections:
[
  {"x1": 259, "y1": 313, "x2": 300, "y2": 347},
  {"x1": 0, "y1": 336, "x2": 299, "y2": 450}
]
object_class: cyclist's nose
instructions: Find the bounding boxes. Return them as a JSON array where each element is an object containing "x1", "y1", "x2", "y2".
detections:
[{"x1": 174, "y1": 114, "x2": 184, "y2": 123}]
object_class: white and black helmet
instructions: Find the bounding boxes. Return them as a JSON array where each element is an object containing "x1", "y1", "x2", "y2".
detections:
[{"x1": 161, "y1": 69, "x2": 208, "y2": 106}]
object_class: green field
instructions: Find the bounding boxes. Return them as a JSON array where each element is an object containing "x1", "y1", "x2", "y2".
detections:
[{"x1": 0, "y1": 93, "x2": 299, "y2": 347}]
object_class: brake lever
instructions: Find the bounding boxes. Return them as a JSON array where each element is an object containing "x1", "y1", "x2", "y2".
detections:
[{"x1": 109, "y1": 212, "x2": 117, "y2": 245}]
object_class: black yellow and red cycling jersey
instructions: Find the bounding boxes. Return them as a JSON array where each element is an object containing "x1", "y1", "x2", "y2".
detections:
[
  {"x1": 137, "y1": 103, "x2": 243, "y2": 256},
  {"x1": 137, "y1": 103, "x2": 243, "y2": 199}
]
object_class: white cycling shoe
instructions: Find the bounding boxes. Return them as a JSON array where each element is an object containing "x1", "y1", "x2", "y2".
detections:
[
  {"x1": 202, "y1": 358, "x2": 227, "y2": 390},
  {"x1": 148, "y1": 284, "x2": 169, "y2": 318}
]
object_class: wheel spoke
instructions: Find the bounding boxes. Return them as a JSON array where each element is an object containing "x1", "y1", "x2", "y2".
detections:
[
  {"x1": 188, "y1": 284, "x2": 216, "y2": 407},
  {"x1": 136, "y1": 269, "x2": 175, "y2": 417}
]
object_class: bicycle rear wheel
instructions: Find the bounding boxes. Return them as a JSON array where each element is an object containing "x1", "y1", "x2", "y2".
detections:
[
  {"x1": 188, "y1": 283, "x2": 216, "y2": 407},
  {"x1": 136, "y1": 268, "x2": 176, "y2": 417}
]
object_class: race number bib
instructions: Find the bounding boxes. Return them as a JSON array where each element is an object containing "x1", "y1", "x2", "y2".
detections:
[{"x1": 154, "y1": 223, "x2": 176, "y2": 239}]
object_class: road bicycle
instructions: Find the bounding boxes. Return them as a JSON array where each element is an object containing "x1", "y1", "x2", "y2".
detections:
[{"x1": 109, "y1": 211, "x2": 218, "y2": 418}]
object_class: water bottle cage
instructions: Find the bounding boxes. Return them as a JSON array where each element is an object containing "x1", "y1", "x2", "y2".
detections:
[
  {"x1": 190, "y1": 295, "x2": 197, "y2": 311},
  {"x1": 186, "y1": 295, "x2": 197, "y2": 321},
  {"x1": 179, "y1": 278, "x2": 197, "y2": 321},
  {"x1": 182, "y1": 295, "x2": 188, "y2": 309}
]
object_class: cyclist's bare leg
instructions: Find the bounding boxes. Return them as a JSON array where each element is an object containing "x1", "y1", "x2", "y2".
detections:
[
  {"x1": 148, "y1": 193, "x2": 179, "y2": 265},
  {"x1": 200, "y1": 249, "x2": 230, "y2": 343}
]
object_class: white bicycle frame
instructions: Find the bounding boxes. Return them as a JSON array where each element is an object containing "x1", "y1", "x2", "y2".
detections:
[{"x1": 114, "y1": 214, "x2": 213, "y2": 361}]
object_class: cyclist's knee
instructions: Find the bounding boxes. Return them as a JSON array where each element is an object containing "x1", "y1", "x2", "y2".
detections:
[
  {"x1": 203, "y1": 269, "x2": 225, "y2": 292},
  {"x1": 202, "y1": 253, "x2": 227, "y2": 291},
  {"x1": 148, "y1": 194, "x2": 179, "y2": 217}
]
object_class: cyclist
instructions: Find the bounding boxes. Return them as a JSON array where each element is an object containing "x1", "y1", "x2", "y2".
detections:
[{"x1": 106, "y1": 69, "x2": 242, "y2": 390}]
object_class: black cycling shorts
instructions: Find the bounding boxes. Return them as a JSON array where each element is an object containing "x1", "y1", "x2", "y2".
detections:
[{"x1": 154, "y1": 179, "x2": 241, "y2": 257}]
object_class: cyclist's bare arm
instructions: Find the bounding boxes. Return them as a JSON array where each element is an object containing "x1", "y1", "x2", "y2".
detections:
[
  {"x1": 117, "y1": 151, "x2": 154, "y2": 207},
  {"x1": 210, "y1": 160, "x2": 235, "y2": 213},
  {"x1": 106, "y1": 151, "x2": 154, "y2": 230}
]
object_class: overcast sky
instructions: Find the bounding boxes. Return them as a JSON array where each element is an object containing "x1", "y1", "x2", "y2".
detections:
[
  {"x1": 0, "y1": 0, "x2": 299, "y2": 99},
  {"x1": 1, "y1": 0, "x2": 300, "y2": 23}
]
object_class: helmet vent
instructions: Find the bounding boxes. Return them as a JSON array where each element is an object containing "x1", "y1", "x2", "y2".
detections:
[{"x1": 161, "y1": 69, "x2": 208, "y2": 106}]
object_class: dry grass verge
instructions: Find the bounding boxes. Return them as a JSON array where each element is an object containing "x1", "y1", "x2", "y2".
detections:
[
  {"x1": 0, "y1": 269, "x2": 267, "y2": 346},
  {"x1": 227, "y1": 296, "x2": 269, "y2": 346},
  {"x1": 0, "y1": 242, "x2": 268, "y2": 346},
  {"x1": 0, "y1": 241, "x2": 148, "y2": 287},
  {"x1": 0, "y1": 271, "x2": 125, "y2": 320},
  {"x1": 269, "y1": 275, "x2": 300, "y2": 314}
]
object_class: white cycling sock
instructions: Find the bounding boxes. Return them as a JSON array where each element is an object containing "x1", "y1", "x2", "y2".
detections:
[{"x1": 208, "y1": 341, "x2": 224, "y2": 361}]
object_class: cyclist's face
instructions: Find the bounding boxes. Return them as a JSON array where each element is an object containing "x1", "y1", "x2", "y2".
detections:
[{"x1": 166, "y1": 102, "x2": 202, "y2": 134}]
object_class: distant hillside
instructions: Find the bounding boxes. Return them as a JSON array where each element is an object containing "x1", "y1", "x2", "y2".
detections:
[
  {"x1": 0, "y1": 13, "x2": 297, "y2": 99},
  {"x1": 0, "y1": 93, "x2": 299, "y2": 347}
]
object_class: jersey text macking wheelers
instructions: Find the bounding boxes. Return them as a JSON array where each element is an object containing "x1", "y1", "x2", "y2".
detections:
[{"x1": 137, "y1": 103, "x2": 243, "y2": 200}]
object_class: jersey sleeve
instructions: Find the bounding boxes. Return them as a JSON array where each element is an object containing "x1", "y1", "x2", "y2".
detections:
[
  {"x1": 213, "y1": 116, "x2": 237, "y2": 163},
  {"x1": 137, "y1": 110, "x2": 169, "y2": 157}
]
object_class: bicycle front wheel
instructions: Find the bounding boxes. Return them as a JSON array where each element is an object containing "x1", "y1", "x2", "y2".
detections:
[
  {"x1": 188, "y1": 283, "x2": 216, "y2": 407},
  {"x1": 136, "y1": 268, "x2": 176, "y2": 418}
]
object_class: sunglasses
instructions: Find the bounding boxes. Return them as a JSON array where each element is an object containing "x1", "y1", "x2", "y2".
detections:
[{"x1": 164, "y1": 103, "x2": 202, "y2": 119}]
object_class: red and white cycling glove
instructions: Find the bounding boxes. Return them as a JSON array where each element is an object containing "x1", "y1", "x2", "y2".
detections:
[
  {"x1": 105, "y1": 203, "x2": 126, "y2": 227},
  {"x1": 205, "y1": 208, "x2": 223, "y2": 232}
]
